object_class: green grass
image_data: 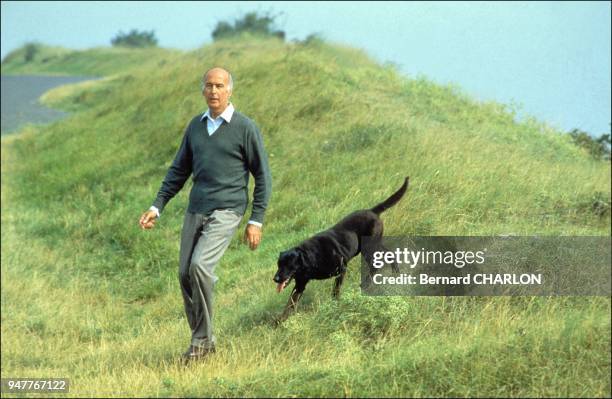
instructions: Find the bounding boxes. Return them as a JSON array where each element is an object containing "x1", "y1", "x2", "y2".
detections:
[{"x1": 1, "y1": 36, "x2": 610, "y2": 397}]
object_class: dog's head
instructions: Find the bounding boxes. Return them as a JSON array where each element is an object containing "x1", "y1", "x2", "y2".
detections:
[{"x1": 273, "y1": 248, "x2": 306, "y2": 293}]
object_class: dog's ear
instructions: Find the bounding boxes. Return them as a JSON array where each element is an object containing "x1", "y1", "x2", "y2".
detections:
[
  {"x1": 279, "y1": 249, "x2": 298, "y2": 263},
  {"x1": 296, "y1": 249, "x2": 309, "y2": 268}
]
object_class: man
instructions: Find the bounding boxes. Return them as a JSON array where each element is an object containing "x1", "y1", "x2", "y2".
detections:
[{"x1": 139, "y1": 67, "x2": 272, "y2": 362}]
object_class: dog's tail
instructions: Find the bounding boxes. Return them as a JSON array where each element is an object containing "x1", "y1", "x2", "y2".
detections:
[{"x1": 371, "y1": 177, "x2": 409, "y2": 215}]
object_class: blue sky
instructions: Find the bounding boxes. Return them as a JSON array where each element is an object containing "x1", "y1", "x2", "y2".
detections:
[{"x1": 1, "y1": 1, "x2": 610, "y2": 135}]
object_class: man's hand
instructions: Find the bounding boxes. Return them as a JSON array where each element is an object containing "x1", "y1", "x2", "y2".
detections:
[
  {"x1": 244, "y1": 224, "x2": 262, "y2": 250},
  {"x1": 139, "y1": 210, "x2": 158, "y2": 230}
]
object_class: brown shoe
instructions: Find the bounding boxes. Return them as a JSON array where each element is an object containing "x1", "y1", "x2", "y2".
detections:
[{"x1": 181, "y1": 345, "x2": 216, "y2": 363}]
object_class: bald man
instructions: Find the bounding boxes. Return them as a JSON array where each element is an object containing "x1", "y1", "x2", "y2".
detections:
[{"x1": 139, "y1": 67, "x2": 272, "y2": 362}]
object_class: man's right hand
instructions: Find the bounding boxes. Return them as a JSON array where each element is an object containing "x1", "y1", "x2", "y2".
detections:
[{"x1": 139, "y1": 210, "x2": 158, "y2": 230}]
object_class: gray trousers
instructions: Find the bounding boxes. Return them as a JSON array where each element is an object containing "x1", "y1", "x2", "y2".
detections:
[{"x1": 179, "y1": 209, "x2": 242, "y2": 349}]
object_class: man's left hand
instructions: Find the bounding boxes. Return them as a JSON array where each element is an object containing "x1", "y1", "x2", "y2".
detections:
[{"x1": 244, "y1": 224, "x2": 262, "y2": 250}]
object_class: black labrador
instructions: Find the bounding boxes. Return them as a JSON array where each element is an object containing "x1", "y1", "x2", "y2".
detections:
[{"x1": 273, "y1": 177, "x2": 409, "y2": 322}]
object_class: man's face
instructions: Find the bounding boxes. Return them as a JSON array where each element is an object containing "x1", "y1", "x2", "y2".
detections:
[{"x1": 203, "y1": 68, "x2": 231, "y2": 116}]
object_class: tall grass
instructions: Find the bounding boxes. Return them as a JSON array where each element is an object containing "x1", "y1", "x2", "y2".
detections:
[{"x1": 1, "y1": 36, "x2": 610, "y2": 397}]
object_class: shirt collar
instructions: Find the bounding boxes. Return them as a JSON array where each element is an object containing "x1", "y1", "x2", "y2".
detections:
[{"x1": 201, "y1": 103, "x2": 235, "y2": 123}]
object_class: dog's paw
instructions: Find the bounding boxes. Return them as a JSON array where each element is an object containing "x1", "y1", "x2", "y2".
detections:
[{"x1": 272, "y1": 316, "x2": 286, "y2": 327}]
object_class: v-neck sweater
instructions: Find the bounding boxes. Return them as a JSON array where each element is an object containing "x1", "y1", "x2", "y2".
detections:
[{"x1": 152, "y1": 110, "x2": 272, "y2": 224}]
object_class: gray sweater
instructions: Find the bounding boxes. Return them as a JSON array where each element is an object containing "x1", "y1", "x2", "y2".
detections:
[{"x1": 153, "y1": 111, "x2": 272, "y2": 224}]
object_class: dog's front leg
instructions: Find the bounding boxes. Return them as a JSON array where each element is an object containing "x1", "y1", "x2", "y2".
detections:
[{"x1": 276, "y1": 283, "x2": 306, "y2": 324}]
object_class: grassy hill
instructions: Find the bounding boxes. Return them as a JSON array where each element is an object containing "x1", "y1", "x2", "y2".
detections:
[
  {"x1": 1, "y1": 37, "x2": 610, "y2": 397},
  {"x1": 1, "y1": 43, "x2": 179, "y2": 76}
]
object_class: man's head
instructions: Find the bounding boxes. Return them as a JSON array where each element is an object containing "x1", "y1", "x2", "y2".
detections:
[{"x1": 202, "y1": 67, "x2": 233, "y2": 118}]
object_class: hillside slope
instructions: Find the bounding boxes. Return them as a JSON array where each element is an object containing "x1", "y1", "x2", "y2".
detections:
[{"x1": 1, "y1": 37, "x2": 610, "y2": 397}]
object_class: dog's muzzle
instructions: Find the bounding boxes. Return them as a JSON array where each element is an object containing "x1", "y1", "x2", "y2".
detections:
[{"x1": 273, "y1": 274, "x2": 293, "y2": 293}]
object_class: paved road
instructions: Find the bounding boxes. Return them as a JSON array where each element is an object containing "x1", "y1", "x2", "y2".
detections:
[{"x1": 1, "y1": 75, "x2": 95, "y2": 135}]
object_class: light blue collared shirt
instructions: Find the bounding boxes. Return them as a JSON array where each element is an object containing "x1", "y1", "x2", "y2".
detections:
[
  {"x1": 200, "y1": 103, "x2": 235, "y2": 135},
  {"x1": 151, "y1": 103, "x2": 262, "y2": 228}
]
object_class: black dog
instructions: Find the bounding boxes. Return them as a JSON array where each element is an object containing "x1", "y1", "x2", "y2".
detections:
[{"x1": 273, "y1": 177, "x2": 409, "y2": 321}]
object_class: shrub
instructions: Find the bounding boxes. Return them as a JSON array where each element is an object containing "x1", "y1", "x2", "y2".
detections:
[
  {"x1": 567, "y1": 128, "x2": 611, "y2": 160},
  {"x1": 212, "y1": 12, "x2": 285, "y2": 41},
  {"x1": 24, "y1": 43, "x2": 40, "y2": 62},
  {"x1": 111, "y1": 29, "x2": 158, "y2": 48}
]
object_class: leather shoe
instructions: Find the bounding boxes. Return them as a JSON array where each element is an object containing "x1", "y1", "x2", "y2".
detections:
[{"x1": 181, "y1": 345, "x2": 215, "y2": 363}]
